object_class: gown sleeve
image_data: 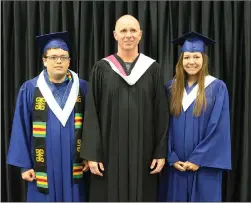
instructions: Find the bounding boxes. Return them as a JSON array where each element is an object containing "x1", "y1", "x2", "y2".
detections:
[
  {"x1": 79, "y1": 79, "x2": 88, "y2": 97},
  {"x1": 165, "y1": 80, "x2": 180, "y2": 165},
  {"x1": 188, "y1": 81, "x2": 232, "y2": 170},
  {"x1": 152, "y1": 63, "x2": 169, "y2": 159},
  {"x1": 167, "y1": 120, "x2": 180, "y2": 165},
  {"x1": 80, "y1": 63, "x2": 103, "y2": 162},
  {"x1": 7, "y1": 82, "x2": 34, "y2": 169}
]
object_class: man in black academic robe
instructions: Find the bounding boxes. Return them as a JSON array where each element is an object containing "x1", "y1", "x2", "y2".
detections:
[{"x1": 80, "y1": 15, "x2": 169, "y2": 202}]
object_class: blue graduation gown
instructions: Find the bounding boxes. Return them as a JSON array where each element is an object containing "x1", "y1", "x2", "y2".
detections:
[
  {"x1": 158, "y1": 78, "x2": 231, "y2": 202},
  {"x1": 7, "y1": 73, "x2": 88, "y2": 202}
]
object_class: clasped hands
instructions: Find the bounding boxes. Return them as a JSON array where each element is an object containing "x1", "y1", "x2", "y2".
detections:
[{"x1": 173, "y1": 161, "x2": 200, "y2": 172}]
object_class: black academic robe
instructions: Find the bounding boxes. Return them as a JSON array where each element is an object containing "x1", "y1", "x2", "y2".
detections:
[{"x1": 80, "y1": 54, "x2": 169, "y2": 201}]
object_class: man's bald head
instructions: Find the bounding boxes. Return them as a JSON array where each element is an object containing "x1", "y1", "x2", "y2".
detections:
[
  {"x1": 115, "y1": 15, "x2": 141, "y2": 32},
  {"x1": 113, "y1": 14, "x2": 142, "y2": 54}
]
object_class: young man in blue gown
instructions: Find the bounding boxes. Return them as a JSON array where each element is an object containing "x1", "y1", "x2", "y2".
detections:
[{"x1": 7, "y1": 31, "x2": 89, "y2": 202}]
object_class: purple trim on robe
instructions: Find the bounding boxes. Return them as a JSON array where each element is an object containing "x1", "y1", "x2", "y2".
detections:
[{"x1": 106, "y1": 55, "x2": 127, "y2": 76}]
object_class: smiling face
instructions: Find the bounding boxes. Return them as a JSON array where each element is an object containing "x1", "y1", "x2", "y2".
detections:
[
  {"x1": 113, "y1": 15, "x2": 142, "y2": 53},
  {"x1": 42, "y1": 48, "x2": 70, "y2": 80},
  {"x1": 182, "y1": 52, "x2": 203, "y2": 76}
]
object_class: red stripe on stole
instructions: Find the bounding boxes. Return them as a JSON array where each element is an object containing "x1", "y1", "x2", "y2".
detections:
[
  {"x1": 33, "y1": 128, "x2": 46, "y2": 131},
  {"x1": 73, "y1": 168, "x2": 83, "y2": 173},
  {"x1": 74, "y1": 119, "x2": 83, "y2": 122},
  {"x1": 36, "y1": 178, "x2": 48, "y2": 183}
]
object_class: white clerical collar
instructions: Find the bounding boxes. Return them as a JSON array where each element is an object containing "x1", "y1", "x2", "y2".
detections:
[
  {"x1": 182, "y1": 75, "x2": 217, "y2": 111},
  {"x1": 36, "y1": 69, "x2": 79, "y2": 126},
  {"x1": 103, "y1": 53, "x2": 155, "y2": 85}
]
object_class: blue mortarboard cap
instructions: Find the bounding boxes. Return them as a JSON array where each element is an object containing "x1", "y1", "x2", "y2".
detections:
[
  {"x1": 36, "y1": 31, "x2": 70, "y2": 55},
  {"x1": 171, "y1": 31, "x2": 215, "y2": 53}
]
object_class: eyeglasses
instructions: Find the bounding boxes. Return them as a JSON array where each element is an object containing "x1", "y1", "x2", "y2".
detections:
[{"x1": 45, "y1": 55, "x2": 70, "y2": 62}]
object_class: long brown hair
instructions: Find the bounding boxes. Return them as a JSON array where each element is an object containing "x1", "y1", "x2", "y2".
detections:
[{"x1": 170, "y1": 53, "x2": 209, "y2": 117}]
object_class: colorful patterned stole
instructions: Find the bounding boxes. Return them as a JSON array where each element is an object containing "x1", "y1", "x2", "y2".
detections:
[{"x1": 32, "y1": 72, "x2": 84, "y2": 194}]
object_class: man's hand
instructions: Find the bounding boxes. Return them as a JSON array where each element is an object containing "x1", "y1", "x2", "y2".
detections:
[
  {"x1": 150, "y1": 158, "x2": 165, "y2": 174},
  {"x1": 22, "y1": 169, "x2": 36, "y2": 182},
  {"x1": 184, "y1": 161, "x2": 200, "y2": 171},
  {"x1": 82, "y1": 160, "x2": 89, "y2": 172},
  {"x1": 173, "y1": 161, "x2": 186, "y2": 172},
  {"x1": 88, "y1": 161, "x2": 104, "y2": 177}
]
